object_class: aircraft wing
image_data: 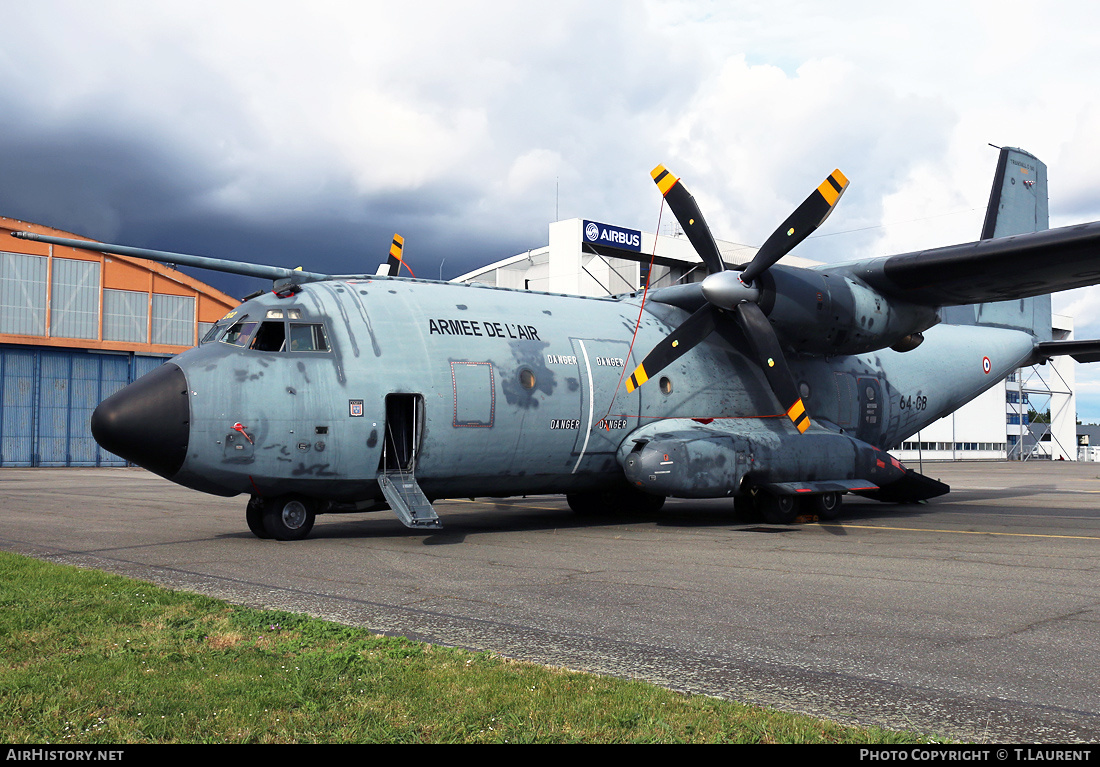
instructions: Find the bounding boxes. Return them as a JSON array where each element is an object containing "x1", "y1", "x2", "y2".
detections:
[{"x1": 845, "y1": 220, "x2": 1100, "y2": 306}]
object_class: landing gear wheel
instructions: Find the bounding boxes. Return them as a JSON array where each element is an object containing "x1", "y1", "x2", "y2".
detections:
[
  {"x1": 809, "y1": 492, "x2": 842, "y2": 520},
  {"x1": 733, "y1": 495, "x2": 760, "y2": 523},
  {"x1": 758, "y1": 493, "x2": 799, "y2": 524},
  {"x1": 567, "y1": 493, "x2": 605, "y2": 516},
  {"x1": 262, "y1": 495, "x2": 317, "y2": 540},
  {"x1": 246, "y1": 495, "x2": 270, "y2": 539},
  {"x1": 617, "y1": 484, "x2": 665, "y2": 514},
  {"x1": 567, "y1": 487, "x2": 665, "y2": 516}
]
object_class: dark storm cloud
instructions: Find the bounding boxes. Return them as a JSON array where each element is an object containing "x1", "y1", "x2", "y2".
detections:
[
  {"x1": 0, "y1": 116, "x2": 211, "y2": 240},
  {"x1": 0, "y1": 1, "x2": 704, "y2": 297},
  {"x1": 0, "y1": 95, "x2": 523, "y2": 299},
  {"x1": 3, "y1": 1, "x2": 1100, "y2": 302},
  {"x1": 6, "y1": 0, "x2": 1100, "y2": 421}
]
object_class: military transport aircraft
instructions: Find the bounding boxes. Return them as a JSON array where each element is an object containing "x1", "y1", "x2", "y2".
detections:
[{"x1": 13, "y1": 147, "x2": 1100, "y2": 539}]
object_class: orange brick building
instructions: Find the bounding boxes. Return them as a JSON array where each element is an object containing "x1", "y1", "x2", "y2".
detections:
[{"x1": 0, "y1": 216, "x2": 239, "y2": 466}]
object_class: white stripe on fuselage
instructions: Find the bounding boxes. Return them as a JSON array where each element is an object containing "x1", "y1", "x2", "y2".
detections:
[{"x1": 572, "y1": 340, "x2": 595, "y2": 474}]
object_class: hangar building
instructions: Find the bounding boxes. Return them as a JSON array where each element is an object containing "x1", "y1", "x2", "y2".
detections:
[
  {"x1": 0, "y1": 217, "x2": 237, "y2": 467},
  {"x1": 455, "y1": 218, "x2": 1077, "y2": 462}
]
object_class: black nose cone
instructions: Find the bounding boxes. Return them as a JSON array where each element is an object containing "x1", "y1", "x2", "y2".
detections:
[{"x1": 92, "y1": 363, "x2": 190, "y2": 479}]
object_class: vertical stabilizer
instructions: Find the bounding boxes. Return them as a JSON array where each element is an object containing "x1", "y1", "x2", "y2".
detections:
[
  {"x1": 981, "y1": 147, "x2": 1049, "y2": 238},
  {"x1": 941, "y1": 147, "x2": 1051, "y2": 340}
]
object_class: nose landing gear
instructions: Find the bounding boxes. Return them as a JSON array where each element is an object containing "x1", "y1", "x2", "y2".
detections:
[{"x1": 246, "y1": 494, "x2": 317, "y2": 540}]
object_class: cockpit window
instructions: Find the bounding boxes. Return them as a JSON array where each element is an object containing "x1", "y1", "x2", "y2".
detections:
[
  {"x1": 222, "y1": 321, "x2": 259, "y2": 346},
  {"x1": 205, "y1": 311, "x2": 243, "y2": 345},
  {"x1": 251, "y1": 321, "x2": 286, "y2": 352},
  {"x1": 289, "y1": 323, "x2": 329, "y2": 352},
  {"x1": 217, "y1": 318, "x2": 328, "y2": 353}
]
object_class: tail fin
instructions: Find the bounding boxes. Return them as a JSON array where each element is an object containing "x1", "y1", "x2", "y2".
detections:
[
  {"x1": 980, "y1": 146, "x2": 1049, "y2": 238},
  {"x1": 941, "y1": 146, "x2": 1051, "y2": 340}
]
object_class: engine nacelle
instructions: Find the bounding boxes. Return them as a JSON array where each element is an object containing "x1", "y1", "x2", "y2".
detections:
[{"x1": 761, "y1": 265, "x2": 939, "y2": 357}]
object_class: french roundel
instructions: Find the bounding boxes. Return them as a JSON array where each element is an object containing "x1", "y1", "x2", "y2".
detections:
[{"x1": 982, "y1": 356, "x2": 991, "y2": 374}]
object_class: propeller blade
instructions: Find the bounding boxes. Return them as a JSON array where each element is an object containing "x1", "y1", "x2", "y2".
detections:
[
  {"x1": 741, "y1": 169, "x2": 848, "y2": 284},
  {"x1": 734, "y1": 301, "x2": 810, "y2": 433},
  {"x1": 651, "y1": 165, "x2": 726, "y2": 275},
  {"x1": 625, "y1": 304, "x2": 720, "y2": 393},
  {"x1": 387, "y1": 233, "x2": 414, "y2": 277}
]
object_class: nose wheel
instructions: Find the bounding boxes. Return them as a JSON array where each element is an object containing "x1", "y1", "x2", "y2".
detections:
[
  {"x1": 246, "y1": 496, "x2": 270, "y2": 538},
  {"x1": 246, "y1": 494, "x2": 317, "y2": 540}
]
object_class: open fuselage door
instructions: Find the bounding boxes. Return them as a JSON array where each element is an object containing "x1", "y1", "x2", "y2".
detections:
[{"x1": 377, "y1": 393, "x2": 441, "y2": 529}]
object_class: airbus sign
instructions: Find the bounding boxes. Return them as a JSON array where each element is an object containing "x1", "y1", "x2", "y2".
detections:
[{"x1": 583, "y1": 220, "x2": 642, "y2": 252}]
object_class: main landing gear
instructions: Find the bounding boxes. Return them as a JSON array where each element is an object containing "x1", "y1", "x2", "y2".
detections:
[
  {"x1": 567, "y1": 485, "x2": 666, "y2": 516},
  {"x1": 807, "y1": 491, "x2": 843, "y2": 520},
  {"x1": 737, "y1": 490, "x2": 843, "y2": 524},
  {"x1": 246, "y1": 494, "x2": 317, "y2": 540}
]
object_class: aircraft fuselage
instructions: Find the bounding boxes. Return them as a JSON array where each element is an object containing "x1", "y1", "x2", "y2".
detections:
[{"x1": 93, "y1": 276, "x2": 1036, "y2": 508}]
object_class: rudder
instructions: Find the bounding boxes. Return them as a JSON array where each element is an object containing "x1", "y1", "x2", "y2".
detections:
[{"x1": 941, "y1": 146, "x2": 1051, "y2": 341}]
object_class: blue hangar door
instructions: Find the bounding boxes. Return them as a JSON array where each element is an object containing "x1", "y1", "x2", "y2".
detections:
[{"x1": 0, "y1": 347, "x2": 167, "y2": 467}]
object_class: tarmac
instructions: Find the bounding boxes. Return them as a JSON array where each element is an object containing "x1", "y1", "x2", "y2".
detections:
[{"x1": 2, "y1": 460, "x2": 1099, "y2": 742}]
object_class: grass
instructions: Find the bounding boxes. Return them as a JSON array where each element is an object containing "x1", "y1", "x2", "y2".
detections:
[{"x1": 0, "y1": 550, "x2": 936, "y2": 743}]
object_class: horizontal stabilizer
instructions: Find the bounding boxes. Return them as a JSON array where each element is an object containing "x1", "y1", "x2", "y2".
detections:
[{"x1": 1034, "y1": 339, "x2": 1100, "y2": 364}]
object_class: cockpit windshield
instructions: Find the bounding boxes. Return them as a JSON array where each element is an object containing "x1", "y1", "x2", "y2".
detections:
[
  {"x1": 217, "y1": 314, "x2": 329, "y2": 354},
  {"x1": 222, "y1": 321, "x2": 259, "y2": 346}
]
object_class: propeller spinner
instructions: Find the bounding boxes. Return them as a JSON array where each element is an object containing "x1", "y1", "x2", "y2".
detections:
[{"x1": 625, "y1": 166, "x2": 849, "y2": 435}]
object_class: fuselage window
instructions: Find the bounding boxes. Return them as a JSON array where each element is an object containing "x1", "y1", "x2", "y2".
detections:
[
  {"x1": 267, "y1": 308, "x2": 301, "y2": 320},
  {"x1": 222, "y1": 321, "x2": 258, "y2": 346},
  {"x1": 289, "y1": 323, "x2": 329, "y2": 352},
  {"x1": 251, "y1": 321, "x2": 287, "y2": 352}
]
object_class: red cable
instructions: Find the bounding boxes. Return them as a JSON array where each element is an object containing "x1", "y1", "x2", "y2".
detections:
[{"x1": 602, "y1": 198, "x2": 665, "y2": 426}]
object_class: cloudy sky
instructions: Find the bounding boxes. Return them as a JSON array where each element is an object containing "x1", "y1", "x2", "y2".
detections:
[{"x1": 5, "y1": 0, "x2": 1100, "y2": 417}]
